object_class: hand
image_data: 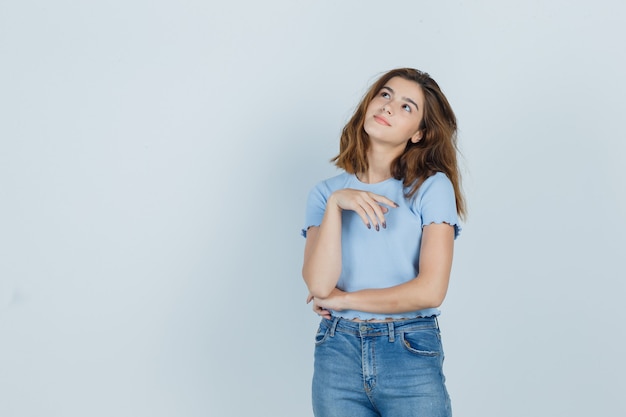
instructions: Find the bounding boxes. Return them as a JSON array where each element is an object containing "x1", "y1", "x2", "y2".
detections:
[
  {"x1": 329, "y1": 189, "x2": 398, "y2": 231},
  {"x1": 307, "y1": 288, "x2": 348, "y2": 318},
  {"x1": 307, "y1": 293, "x2": 332, "y2": 319}
]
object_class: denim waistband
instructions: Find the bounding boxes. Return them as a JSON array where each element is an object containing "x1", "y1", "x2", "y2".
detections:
[{"x1": 321, "y1": 316, "x2": 438, "y2": 341}]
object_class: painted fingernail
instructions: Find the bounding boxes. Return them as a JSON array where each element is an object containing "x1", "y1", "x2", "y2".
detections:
[
  {"x1": 382, "y1": 222, "x2": 387, "y2": 229},
  {"x1": 394, "y1": 202, "x2": 399, "y2": 207},
  {"x1": 367, "y1": 223, "x2": 371, "y2": 229},
  {"x1": 375, "y1": 224, "x2": 380, "y2": 231}
]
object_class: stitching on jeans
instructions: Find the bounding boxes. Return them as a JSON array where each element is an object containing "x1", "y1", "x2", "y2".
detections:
[{"x1": 330, "y1": 317, "x2": 339, "y2": 337}]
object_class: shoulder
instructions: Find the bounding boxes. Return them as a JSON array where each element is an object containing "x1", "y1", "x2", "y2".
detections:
[
  {"x1": 415, "y1": 172, "x2": 454, "y2": 198},
  {"x1": 411, "y1": 172, "x2": 460, "y2": 237},
  {"x1": 410, "y1": 172, "x2": 457, "y2": 216},
  {"x1": 425, "y1": 172, "x2": 453, "y2": 187},
  {"x1": 310, "y1": 171, "x2": 353, "y2": 196},
  {"x1": 303, "y1": 171, "x2": 353, "y2": 237}
]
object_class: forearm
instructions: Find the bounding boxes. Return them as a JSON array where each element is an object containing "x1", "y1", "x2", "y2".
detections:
[
  {"x1": 302, "y1": 200, "x2": 343, "y2": 298},
  {"x1": 342, "y1": 275, "x2": 449, "y2": 314}
]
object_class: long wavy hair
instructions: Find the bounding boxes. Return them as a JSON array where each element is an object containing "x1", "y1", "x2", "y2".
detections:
[{"x1": 332, "y1": 68, "x2": 466, "y2": 219}]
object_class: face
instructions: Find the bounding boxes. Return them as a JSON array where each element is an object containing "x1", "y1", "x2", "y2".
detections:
[{"x1": 363, "y1": 76, "x2": 425, "y2": 147}]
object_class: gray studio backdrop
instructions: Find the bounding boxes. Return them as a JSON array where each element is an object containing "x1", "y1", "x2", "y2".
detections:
[{"x1": 1, "y1": 0, "x2": 625, "y2": 416}]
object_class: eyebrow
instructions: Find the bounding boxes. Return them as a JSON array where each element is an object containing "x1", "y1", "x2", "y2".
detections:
[{"x1": 382, "y1": 86, "x2": 419, "y2": 111}]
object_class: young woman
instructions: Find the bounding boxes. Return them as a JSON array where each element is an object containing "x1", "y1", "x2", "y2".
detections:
[{"x1": 301, "y1": 67, "x2": 466, "y2": 417}]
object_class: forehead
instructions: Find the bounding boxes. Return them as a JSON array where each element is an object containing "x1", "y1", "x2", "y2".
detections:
[{"x1": 383, "y1": 77, "x2": 425, "y2": 105}]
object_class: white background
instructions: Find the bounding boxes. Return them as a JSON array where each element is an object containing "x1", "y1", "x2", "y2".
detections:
[{"x1": 1, "y1": 1, "x2": 625, "y2": 416}]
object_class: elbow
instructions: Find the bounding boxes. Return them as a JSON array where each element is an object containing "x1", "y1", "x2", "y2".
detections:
[
  {"x1": 304, "y1": 281, "x2": 335, "y2": 299},
  {"x1": 415, "y1": 285, "x2": 447, "y2": 310},
  {"x1": 427, "y1": 297, "x2": 444, "y2": 309},
  {"x1": 302, "y1": 269, "x2": 335, "y2": 299},
  {"x1": 425, "y1": 290, "x2": 447, "y2": 309},
  {"x1": 417, "y1": 298, "x2": 444, "y2": 310},
  {"x1": 413, "y1": 273, "x2": 449, "y2": 309}
]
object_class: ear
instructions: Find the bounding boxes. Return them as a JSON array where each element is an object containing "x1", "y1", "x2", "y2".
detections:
[{"x1": 410, "y1": 130, "x2": 423, "y2": 144}]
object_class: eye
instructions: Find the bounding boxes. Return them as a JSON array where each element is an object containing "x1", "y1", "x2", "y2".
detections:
[
  {"x1": 381, "y1": 91, "x2": 390, "y2": 99},
  {"x1": 402, "y1": 104, "x2": 412, "y2": 112}
]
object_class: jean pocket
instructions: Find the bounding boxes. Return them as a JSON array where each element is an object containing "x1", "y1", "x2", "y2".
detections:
[
  {"x1": 400, "y1": 329, "x2": 441, "y2": 357},
  {"x1": 314, "y1": 325, "x2": 330, "y2": 346}
]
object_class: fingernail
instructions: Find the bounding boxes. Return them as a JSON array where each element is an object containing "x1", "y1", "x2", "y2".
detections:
[
  {"x1": 394, "y1": 202, "x2": 399, "y2": 207},
  {"x1": 382, "y1": 222, "x2": 387, "y2": 229},
  {"x1": 375, "y1": 224, "x2": 380, "y2": 231},
  {"x1": 367, "y1": 223, "x2": 371, "y2": 229}
]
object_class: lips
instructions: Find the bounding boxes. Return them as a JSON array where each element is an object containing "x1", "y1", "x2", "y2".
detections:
[{"x1": 373, "y1": 115, "x2": 391, "y2": 126}]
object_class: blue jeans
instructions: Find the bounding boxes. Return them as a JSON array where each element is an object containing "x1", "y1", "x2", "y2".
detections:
[{"x1": 312, "y1": 316, "x2": 452, "y2": 417}]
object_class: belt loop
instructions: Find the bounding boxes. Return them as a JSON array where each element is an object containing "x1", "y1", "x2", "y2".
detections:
[
  {"x1": 387, "y1": 322, "x2": 395, "y2": 342},
  {"x1": 434, "y1": 316, "x2": 440, "y2": 330},
  {"x1": 330, "y1": 317, "x2": 339, "y2": 337}
]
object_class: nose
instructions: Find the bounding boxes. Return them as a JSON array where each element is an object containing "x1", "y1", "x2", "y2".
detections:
[{"x1": 381, "y1": 104, "x2": 391, "y2": 114}]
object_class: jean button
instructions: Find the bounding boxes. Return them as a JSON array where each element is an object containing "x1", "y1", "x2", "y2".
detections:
[{"x1": 360, "y1": 325, "x2": 367, "y2": 331}]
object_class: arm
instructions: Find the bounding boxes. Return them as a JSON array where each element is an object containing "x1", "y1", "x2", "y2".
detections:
[
  {"x1": 302, "y1": 189, "x2": 397, "y2": 299},
  {"x1": 301, "y1": 200, "x2": 343, "y2": 299},
  {"x1": 312, "y1": 222, "x2": 455, "y2": 313}
]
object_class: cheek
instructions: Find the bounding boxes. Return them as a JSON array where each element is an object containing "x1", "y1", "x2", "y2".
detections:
[
  {"x1": 365, "y1": 99, "x2": 380, "y2": 114},
  {"x1": 363, "y1": 119, "x2": 376, "y2": 136},
  {"x1": 400, "y1": 117, "x2": 421, "y2": 135},
  {"x1": 411, "y1": 115, "x2": 424, "y2": 134}
]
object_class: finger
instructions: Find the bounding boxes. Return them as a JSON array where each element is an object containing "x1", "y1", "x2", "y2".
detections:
[
  {"x1": 314, "y1": 305, "x2": 326, "y2": 316},
  {"x1": 314, "y1": 304, "x2": 332, "y2": 319},
  {"x1": 365, "y1": 194, "x2": 398, "y2": 230},
  {"x1": 368, "y1": 193, "x2": 399, "y2": 208},
  {"x1": 358, "y1": 198, "x2": 386, "y2": 231},
  {"x1": 314, "y1": 303, "x2": 327, "y2": 314},
  {"x1": 353, "y1": 205, "x2": 374, "y2": 229},
  {"x1": 344, "y1": 198, "x2": 374, "y2": 229},
  {"x1": 349, "y1": 195, "x2": 383, "y2": 231}
]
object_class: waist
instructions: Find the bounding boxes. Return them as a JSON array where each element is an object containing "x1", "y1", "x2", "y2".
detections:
[
  {"x1": 322, "y1": 315, "x2": 439, "y2": 334},
  {"x1": 348, "y1": 316, "x2": 421, "y2": 323},
  {"x1": 330, "y1": 307, "x2": 440, "y2": 322}
]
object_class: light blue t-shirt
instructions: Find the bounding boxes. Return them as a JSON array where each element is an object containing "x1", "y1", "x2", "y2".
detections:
[{"x1": 302, "y1": 171, "x2": 460, "y2": 320}]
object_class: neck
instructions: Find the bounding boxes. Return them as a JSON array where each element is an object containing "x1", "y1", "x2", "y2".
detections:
[{"x1": 358, "y1": 143, "x2": 403, "y2": 184}]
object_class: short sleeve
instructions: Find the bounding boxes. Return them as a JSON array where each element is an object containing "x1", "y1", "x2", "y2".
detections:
[
  {"x1": 416, "y1": 172, "x2": 461, "y2": 239},
  {"x1": 301, "y1": 182, "x2": 329, "y2": 238}
]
